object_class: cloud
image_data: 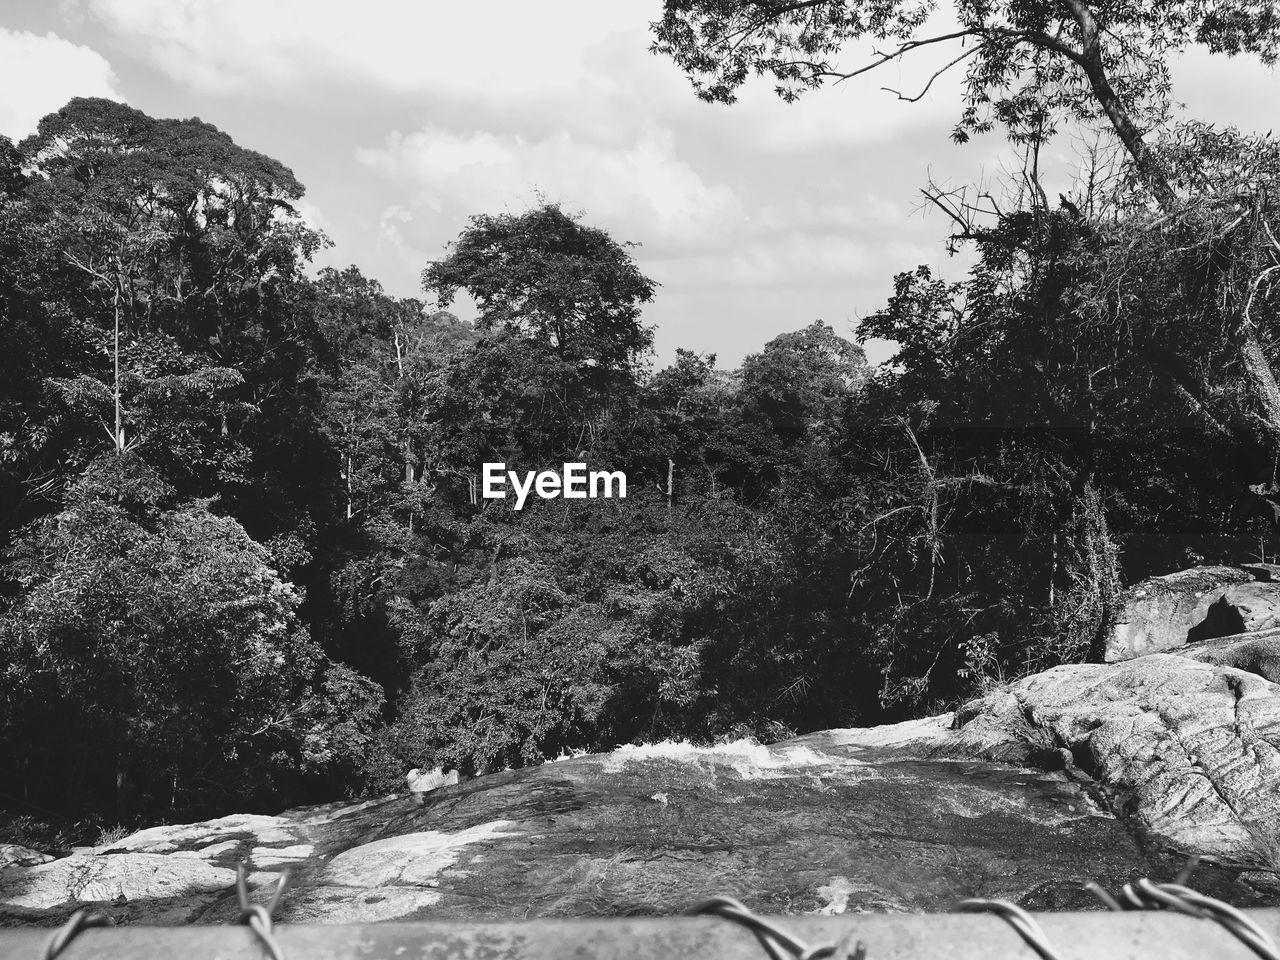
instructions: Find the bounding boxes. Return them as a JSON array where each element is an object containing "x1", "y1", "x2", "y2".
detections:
[
  {"x1": 76, "y1": 0, "x2": 645, "y2": 99},
  {"x1": 55, "y1": 0, "x2": 1026, "y2": 365},
  {"x1": 71, "y1": 0, "x2": 959, "y2": 150},
  {"x1": 1170, "y1": 47, "x2": 1280, "y2": 132},
  {"x1": 358, "y1": 125, "x2": 745, "y2": 258},
  {"x1": 0, "y1": 28, "x2": 121, "y2": 139}
]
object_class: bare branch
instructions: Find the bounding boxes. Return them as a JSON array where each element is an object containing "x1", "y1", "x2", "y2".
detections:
[
  {"x1": 812, "y1": 30, "x2": 983, "y2": 85},
  {"x1": 881, "y1": 47, "x2": 980, "y2": 103},
  {"x1": 1246, "y1": 264, "x2": 1280, "y2": 329}
]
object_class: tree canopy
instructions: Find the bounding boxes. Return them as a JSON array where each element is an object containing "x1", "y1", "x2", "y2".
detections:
[
  {"x1": 652, "y1": 0, "x2": 1280, "y2": 206},
  {"x1": 6, "y1": 60, "x2": 1280, "y2": 844},
  {"x1": 423, "y1": 203, "x2": 656, "y2": 371}
]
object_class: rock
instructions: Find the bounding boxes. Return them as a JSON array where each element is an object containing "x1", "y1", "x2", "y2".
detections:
[
  {"x1": 0, "y1": 799, "x2": 389, "y2": 924},
  {"x1": 1103, "y1": 563, "x2": 1280, "y2": 672},
  {"x1": 1240, "y1": 563, "x2": 1280, "y2": 582},
  {"x1": 1103, "y1": 565, "x2": 1280, "y2": 662},
  {"x1": 406, "y1": 767, "x2": 459, "y2": 794},
  {"x1": 1180, "y1": 629, "x2": 1280, "y2": 684},
  {"x1": 4, "y1": 656, "x2": 1277, "y2": 926},
  {"x1": 1217, "y1": 582, "x2": 1280, "y2": 633},
  {"x1": 322, "y1": 821, "x2": 516, "y2": 888},
  {"x1": 0, "y1": 846, "x2": 52, "y2": 869},
  {"x1": 1, "y1": 854, "x2": 238, "y2": 919},
  {"x1": 952, "y1": 655, "x2": 1280, "y2": 869}
]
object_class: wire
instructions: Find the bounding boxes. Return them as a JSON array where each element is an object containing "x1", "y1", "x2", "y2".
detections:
[
  {"x1": 42, "y1": 909, "x2": 113, "y2": 960},
  {"x1": 235, "y1": 862, "x2": 292, "y2": 960},
  {"x1": 686, "y1": 896, "x2": 866, "y2": 960},
  {"x1": 1085, "y1": 859, "x2": 1280, "y2": 960},
  {"x1": 957, "y1": 898, "x2": 1067, "y2": 960}
]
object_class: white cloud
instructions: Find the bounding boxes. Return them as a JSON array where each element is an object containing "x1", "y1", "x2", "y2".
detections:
[
  {"x1": 294, "y1": 198, "x2": 329, "y2": 235},
  {"x1": 358, "y1": 125, "x2": 746, "y2": 256},
  {"x1": 77, "y1": 0, "x2": 645, "y2": 98},
  {"x1": 1170, "y1": 47, "x2": 1280, "y2": 133},
  {"x1": 52, "y1": 0, "x2": 1052, "y2": 365},
  {"x1": 71, "y1": 0, "x2": 957, "y2": 151},
  {"x1": 0, "y1": 28, "x2": 121, "y2": 139}
]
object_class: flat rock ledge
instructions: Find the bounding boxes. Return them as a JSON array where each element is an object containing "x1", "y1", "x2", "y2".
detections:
[{"x1": 4, "y1": 654, "x2": 1280, "y2": 926}]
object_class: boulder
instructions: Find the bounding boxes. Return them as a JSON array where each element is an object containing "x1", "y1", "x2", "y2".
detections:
[
  {"x1": 0, "y1": 846, "x2": 52, "y2": 869},
  {"x1": 406, "y1": 767, "x2": 459, "y2": 794},
  {"x1": 1103, "y1": 565, "x2": 1280, "y2": 662},
  {"x1": 1217, "y1": 582, "x2": 1280, "y2": 633},
  {"x1": 952, "y1": 655, "x2": 1280, "y2": 869},
  {"x1": 1240, "y1": 563, "x2": 1280, "y2": 582},
  {"x1": 1179, "y1": 629, "x2": 1280, "y2": 684}
]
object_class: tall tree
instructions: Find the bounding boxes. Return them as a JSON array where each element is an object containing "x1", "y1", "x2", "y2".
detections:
[
  {"x1": 423, "y1": 203, "x2": 656, "y2": 372},
  {"x1": 652, "y1": 0, "x2": 1279, "y2": 207},
  {"x1": 16, "y1": 99, "x2": 326, "y2": 494},
  {"x1": 740, "y1": 320, "x2": 870, "y2": 446},
  {"x1": 652, "y1": 2, "x2": 1280, "y2": 451},
  {"x1": 1, "y1": 456, "x2": 381, "y2": 819}
]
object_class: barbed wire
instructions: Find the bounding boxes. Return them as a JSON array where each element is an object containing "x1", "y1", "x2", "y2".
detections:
[
  {"x1": 236, "y1": 863, "x2": 292, "y2": 960},
  {"x1": 686, "y1": 896, "x2": 867, "y2": 960},
  {"x1": 693, "y1": 857, "x2": 1279, "y2": 960},
  {"x1": 29, "y1": 857, "x2": 1280, "y2": 960},
  {"x1": 1083, "y1": 856, "x2": 1280, "y2": 960},
  {"x1": 41, "y1": 908, "x2": 112, "y2": 960},
  {"x1": 957, "y1": 898, "x2": 1066, "y2": 960}
]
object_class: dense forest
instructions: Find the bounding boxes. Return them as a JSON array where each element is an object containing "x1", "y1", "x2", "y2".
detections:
[{"x1": 4, "y1": 0, "x2": 1280, "y2": 841}]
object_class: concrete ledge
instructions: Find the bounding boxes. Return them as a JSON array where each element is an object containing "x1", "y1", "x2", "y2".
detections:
[{"x1": 3, "y1": 909, "x2": 1279, "y2": 959}]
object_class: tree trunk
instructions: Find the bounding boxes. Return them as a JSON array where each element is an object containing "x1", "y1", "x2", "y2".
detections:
[
  {"x1": 1060, "y1": 0, "x2": 1176, "y2": 212},
  {"x1": 113, "y1": 279, "x2": 124, "y2": 454},
  {"x1": 1072, "y1": 477, "x2": 1120, "y2": 662},
  {"x1": 1239, "y1": 326, "x2": 1280, "y2": 442},
  {"x1": 1075, "y1": 58, "x2": 1175, "y2": 210},
  {"x1": 115, "y1": 757, "x2": 128, "y2": 818},
  {"x1": 1061, "y1": 0, "x2": 1280, "y2": 447}
]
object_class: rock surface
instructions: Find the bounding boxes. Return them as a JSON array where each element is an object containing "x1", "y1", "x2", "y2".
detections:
[
  {"x1": 0, "y1": 847, "x2": 51, "y2": 870},
  {"x1": 1105, "y1": 565, "x2": 1256, "y2": 661},
  {"x1": 1181, "y1": 629, "x2": 1280, "y2": 684},
  {"x1": 405, "y1": 767, "x2": 460, "y2": 794},
  {"x1": 952, "y1": 655, "x2": 1280, "y2": 870},
  {"x1": 5, "y1": 652, "x2": 1280, "y2": 927},
  {"x1": 1104, "y1": 564, "x2": 1280, "y2": 662}
]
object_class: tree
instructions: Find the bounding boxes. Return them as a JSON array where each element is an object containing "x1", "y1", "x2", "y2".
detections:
[
  {"x1": 0, "y1": 456, "x2": 380, "y2": 818},
  {"x1": 423, "y1": 203, "x2": 656, "y2": 372},
  {"x1": 316, "y1": 267, "x2": 428, "y2": 515},
  {"x1": 652, "y1": 0, "x2": 1280, "y2": 208},
  {"x1": 13, "y1": 99, "x2": 331, "y2": 518},
  {"x1": 0, "y1": 136, "x2": 23, "y2": 196},
  {"x1": 652, "y1": 3, "x2": 1280, "y2": 455},
  {"x1": 739, "y1": 320, "x2": 869, "y2": 445}
]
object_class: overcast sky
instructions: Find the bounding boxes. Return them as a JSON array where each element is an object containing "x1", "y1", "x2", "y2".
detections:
[{"x1": 2, "y1": 2, "x2": 1277, "y2": 367}]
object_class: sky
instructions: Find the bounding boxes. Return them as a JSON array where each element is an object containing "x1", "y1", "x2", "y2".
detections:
[{"x1": 1, "y1": 2, "x2": 1278, "y2": 368}]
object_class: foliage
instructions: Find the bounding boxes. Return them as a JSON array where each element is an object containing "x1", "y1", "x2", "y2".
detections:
[
  {"x1": 0, "y1": 456, "x2": 379, "y2": 819},
  {"x1": 423, "y1": 203, "x2": 656, "y2": 372},
  {"x1": 7, "y1": 71, "x2": 1280, "y2": 833},
  {"x1": 651, "y1": 0, "x2": 1280, "y2": 143}
]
